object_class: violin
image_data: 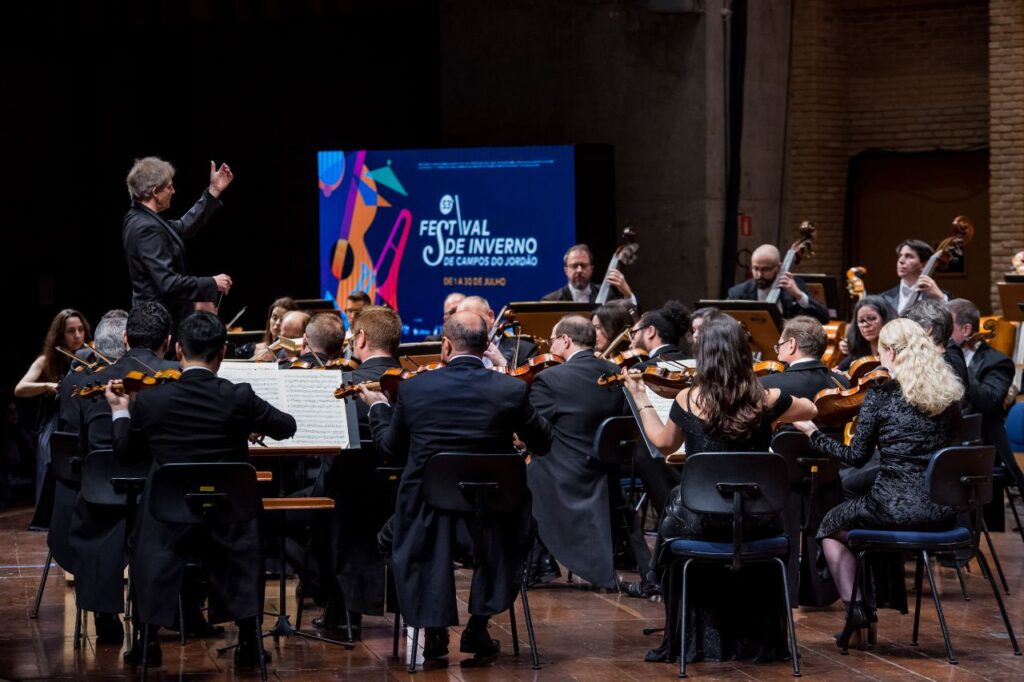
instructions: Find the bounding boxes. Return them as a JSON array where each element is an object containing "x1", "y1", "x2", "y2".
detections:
[
  {"x1": 56, "y1": 346, "x2": 106, "y2": 374},
  {"x1": 334, "y1": 362, "x2": 446, "y2": 401},
  {"x1": 846, "y1": 355, "x2": 881, "y2": 384},
  {"x1": 766, "y1": 221, "x2": 815, "y2": 306},
  {"x1": 904, "y1": 215, "x2": 974, "y2": 310},
  {"x1": 813, "y1": 368, "x2": 891, "y2": 427},
  {"x1": 608, "y1": 348, "x2": 649, "y2": 369},
  {"x1": 600, "y1": 305, "x2": 641, "y2": 360},
  {"x1": 594, "y1": 227, "x2": 640, "y2": 305},
  {"x1": 753, "y1": 360, "x2": 785, "y2": 376},
  {"x1": 73, "y1": 369, "x2": 182, "y2": 399},
  {"x1": 326, "y1": 357, "x2": 361, "y2": 370},
  {"x1": 597, "y1": 366, "x2": 696, "y2": 396},
  {"x1": 497, "y1": 353, "x2": 564, "y2": 383}
]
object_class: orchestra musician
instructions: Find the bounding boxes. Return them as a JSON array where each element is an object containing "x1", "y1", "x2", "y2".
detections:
[
  {"x1": 280, "y1": 312, "x2": 345, "y2": 368},
  {"x1": 307, "y1": 306, "x2": 403, "y2": 638},
  {"x1": 357, "y1": 311, "x2": 552, "y2": 662},
  {"x1": 250, "y1": 296, "x2": 299, "y2": 361},
  {"x1": 901, "y1": 298, "x2": 969, "y2": 389},
  {"x1": 879, "y1": 239, "x2": 950, "y2": 314},
  {"x1": 628, "y1": 300, "x2": 692, "y2": 368},
  {"x1": 456, "y1": 295, "x2": 539, "y2": 367},
  {"x1": 424, "y1": 292, "x2": 465, "y2": 341},
  {"x1": 623, "y1": 313, "x2": 816, "y2": 663},
  {"x1": 591, "y1": 301, "x2": 633, "y2": 355},
  {"x1": 71, "y1": 302, "x2": 179, "y2": 644},
  {"x1": 122, "y1": 158, "x2": 235, "y2": 327},
  {"x1": 541, "y1": 244, "x2": 635, "y2": 304},
  {"x1": 689, "y1": 306, "x2": 717, "y2": 345},
  {"x1": 793, "y1": 319, "x2": 964, "y2": 650},
  {"x1": 274, "y1": 310, "x2": 311, "y2": 360},
  {"x1": 105, "y1": 312, "x2": 297, "y2": 668},
  {"x1": 345, "y1": 291, "x2": 371, "y2": 326},
  {"x1": 760, "y1": 316, "x2": 849, "y2": 400},
  {"x1": 726, "y1": 244, "x2": 829, "y2": 323},
  {"x1": 527, "y1": 315, "x2": 651, "y2": 591},
  {"x1": 835, "y1": 296, "x2": 897, "y2": 372}
]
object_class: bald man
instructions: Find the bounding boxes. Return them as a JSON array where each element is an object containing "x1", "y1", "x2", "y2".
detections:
[
  {"x1": 726, "y1": 244, "x2": 829, "y2": 323},
  {"x1": 425, "y1": 292, "x2": 466, "y2": 341},
  {"x1": 457, "y1": 295, "x2": 539, "y2": 367}
]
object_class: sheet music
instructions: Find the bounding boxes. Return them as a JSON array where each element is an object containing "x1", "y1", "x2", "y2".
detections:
[{"x1": 217, "y1": 363, "x2": 352, "y2": 449}]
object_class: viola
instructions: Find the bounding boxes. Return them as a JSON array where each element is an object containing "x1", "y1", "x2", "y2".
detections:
[
  {"x1": 73, "y1": 369, "x2": 182, "y2": 399},
  {"x1": 904, "y1": 215, "x2": 974, "y2": 310},
  {"x1": 498, "y1": 353, "x2": 564, "y2": 383},
  {"x1": 594, "y1": 227, "x2": 640, "y2": 305},
  {"x1": 846, "y1": 355, "x2": 881, "y2": 384},
  {"x1": 608, "y1": 348, "x2": 649, "y2": 369},
  {"x1": 813, "y1": 368, "x2": 891, "y2": 427},
  {"x1": 325, "y1": 357, "x2": 361, "y2": 370},
  {"x1": 334, "y1": 362, "x2": 446, "y2": 401},
  {"x1": 753, "y1": 360, "x2": 785, "y2": 377},
  {"x1": 600, "y1": 305, "x2": 641, "y2": 360},
  {"x1": 597, "y1": 366, "x2": 696, "y2": 396},
  {"x1": 766, "y1": 221, "x2": 815, "y2": 306}
]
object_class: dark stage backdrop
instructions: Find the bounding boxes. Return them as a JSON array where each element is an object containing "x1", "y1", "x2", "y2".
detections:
[{"x1": 1, "y1": 2, "x2": 443, "y2": 389}]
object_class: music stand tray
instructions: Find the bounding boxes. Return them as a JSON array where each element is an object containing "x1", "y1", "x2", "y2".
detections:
[
  {"x1": 507, "y1": 301, "x2": 594, "y2": 339},
  {"x1": 697, "y1": 300, "x2": 784, "y2": 361},
  {"x1": 792, "y1": 272, "x2": 840, "y2": 317},
  {"x1": 997, "y1": 282, "x2": 1024, "y2": 321},
  {"x1": 398, "y1": 341, "x2": 442, "y2": 370}
]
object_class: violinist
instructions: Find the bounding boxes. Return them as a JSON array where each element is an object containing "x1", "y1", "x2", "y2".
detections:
[
  {"x1": 457, "y1": 295, "x2": 538, "y2": 367},
  {"x1": 356, "y1": 311, "x2": 551, "y2": 661},
  {"x1": 591, "y1": 300, "x2": 633, "y2": 355},
  {"x1": 274, "y1": 310, "x2": 311, "y2": 361},
  {"x1": 70, "y1": 302, "x2": 179, "y2": 646},
  {"x1": 306, "y1": 305, "x2": 402, "y2": 638},
  {"x1": 760, "y1": 316, "x2": 849, "y2": 400},
  {"x1": 106, "y1": 312, "x2": 296, "y2": 668},
  {"x1": 689, "y1": 306, "x2": 717, "y2": 345},
  {"x1": 901, "y1": 299, "x2": 969, "y2": 388},
  {"x1": 628, "y1": 300, "x2": 692, "y2": 369},
  {"x1": 122, "y1": 157, "x2": 234, "y2": 328},
  {"x1": 948, "y1": 299, "x2": 1024, "y2": 504},
  {"x1": 280, "y1": 312, "x2": 344, "y2": 369},
  {"x1": 527, "y1": 315, "x2": 651, "y2": 592},
  {"x1": 250, "y1": 296, "x2": 299, "y2": 361},
  {"x1": 58, "y1": 310, "x2": 127, "y2": 432},
  {"x1": 424, "y1": 291, "x2": 465, "y2": 341},
  {"x1": 727, "y1": 244, "x2": 829, "y2": 323},
  {"x1": 345, "y1": 290, "x2": 371, "y2": 326},
  {"x1": 835, "y1": 296, "x2": 897, "y2": 372},
  {"x1": 541, "y1": 244, "x2": 635, "y2": 304},
  {"x1": 880, "y1": 239, "x2": 950, "y2": 314}
]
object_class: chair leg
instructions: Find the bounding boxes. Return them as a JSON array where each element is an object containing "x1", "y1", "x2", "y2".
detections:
[
  {"x1": 73, "y1": 607, "x2": 83, "y2": 650},
  {"x1": 256, "y1": 614, "x2": 268, "y2": 682},
  {"x1": 294, "y1": 582, "x2": 303, "y2": 630},
  {"x1": 508, "y1": 600, "x2": 520, "y2": 656},
  {"x1": 125, "y1": 573, "x2": 132, "y2": 621},
  {"x1": 392, "y1": 609, "x2": 401, "y2": 659},
  {"x1": 912, "y1": 554, "x2": 924, "y2": 646},
  {"x1": 953, "y1": 562, "x2": 970, "y2": 602},
  {"x1": 774, "y1": 558, "x2": 801, "y2": 677},
  {"x1": 975, "y1": 552, "x2": 1022, "y2": 656},
  {"x1": 980, "y1": 522, "x2": 1010, "y2": 595},
  {"x1": 679, "y1": 559, "x2": 691, "y2": 678},
  {"x1": 408, "y1": 626, "x2": 419, "y2": 673},
  {"x1": 518, "y1": 583, "x2": 540, "y2": 670},
  {"x1": 1005, "y1": 487, "x2": 1024, "y2": 544},
  {"x1": 921, "y1": 550, "x2": 957, "y2": 664},
  {"x1": 142, "y1": 623, "x2": 150, "y2": 682},
  {"x1": 178, "y1": 594, "x2": 186, "y2": 646},
  {"x1": 30, "y1": 550, "x2": 52, "y2": 619}
]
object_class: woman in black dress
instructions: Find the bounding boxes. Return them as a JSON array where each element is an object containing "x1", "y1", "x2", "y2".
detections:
[
  {"x1": 625, "y1": 313, "x2": 816, "y2": 664},
  {"x1": 794, "y1": 317, "x2": 964, "y2": 647}
]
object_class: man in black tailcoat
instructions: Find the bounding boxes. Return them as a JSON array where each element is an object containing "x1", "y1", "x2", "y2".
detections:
[
  {"x1": 629, "y1": 300, "x2": 692, "y2": 369},
  {"x1": 308, "y1": 306, "x2": 403, "y2": 639},
  {"x1": 122, "y1": 157, "x2": 235, "y2": 328},
  {"x1": 359, "y1": 311, "x2": 551, "y2": 662},
  {"x1": 541, "y1": 244, "x2": 635, "y2": 304},
  {"x1": 70, "y1": 303, "x2": 178, "y2": 643},
  {"x1": 107, "y1": 312, "x2": 296, "y2": 668},
  {"x1": 727, "y1": 244, "x2": 829, "y2": 323},
  {"x1": 759, "y1": 316, "x2": 849, "y2": 400}
]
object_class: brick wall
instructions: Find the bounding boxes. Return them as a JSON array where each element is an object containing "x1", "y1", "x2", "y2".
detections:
[
  {"x1": 989, "y1": 0, "x2": 1024, "y2": 311},
  {"x1": 785, "y1": 0, "x2": 991, "y2": 297}
]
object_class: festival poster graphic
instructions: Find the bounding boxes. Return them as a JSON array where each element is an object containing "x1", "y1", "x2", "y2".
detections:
[{"x1": 318, "y1": 146, "x2": 577, "y2": 339}]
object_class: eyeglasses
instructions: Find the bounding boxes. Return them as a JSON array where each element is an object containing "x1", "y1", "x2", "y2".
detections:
[
  {"x1": 548, "y1": 334, "x2": 566, "y2": 346},
  {"x1": 773, "y1": 338, "x2": 792, "y2": 353},
  {"x1": 565, "y1": 262, "x2": 592, "y2": 270},
  {"x1": 627, "y1": 324, "x2": 650, "y2": 338}
]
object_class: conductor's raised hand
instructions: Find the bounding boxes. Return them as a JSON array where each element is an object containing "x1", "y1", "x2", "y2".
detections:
[
  {"x1": 208, "y1": 161, "x2": 234, "y2": 198},
  {"x1": 213, "y1": 274, "x2": 233, "y2": 294}
]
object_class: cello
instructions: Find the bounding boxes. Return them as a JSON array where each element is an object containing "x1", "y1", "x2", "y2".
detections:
[
  {"x1": 765, "y1": 221, "x2": 815, "y2": 306},
  {"x1": 594, "y1": 227, "x2": 640, "y2": 305}
]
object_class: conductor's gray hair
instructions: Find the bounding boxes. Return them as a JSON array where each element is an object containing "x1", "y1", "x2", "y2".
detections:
[{"x1": 126, "y1": 157, "x2": 175, "y2": 202}]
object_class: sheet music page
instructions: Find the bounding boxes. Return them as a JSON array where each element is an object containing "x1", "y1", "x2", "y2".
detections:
[{"x1": 651, "y1": 360, "x2": 692, "y2": 456}]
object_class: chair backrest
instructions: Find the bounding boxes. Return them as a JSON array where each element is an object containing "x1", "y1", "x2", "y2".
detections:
[
  {"x1": 925, "y1": 445, "x2": 995, "y2": 509},
  {"x1": 49, "y1": 431, "x2": 82, "y2": 486},
  {"x1": 770, "y1": 430, "x2": 840, "y2": 484},
  {"x1": 80, "y1": 449, "x2": 150, "y2": 506},
  {"x1": 592, "y1": 416, "x2": 642, "y2": 467},
  {"x1": 679, "y1": 452, "x2": 789, "y2": 516},
  {"x1": 953, "y1": 413, "x2": 984, "y2": 446},
  {"x1": 148, "y1": 463, "x2": 260, "y2": 525},
  {"x1": 421, "y1": 453, "x2": 527, "y2": 514}
]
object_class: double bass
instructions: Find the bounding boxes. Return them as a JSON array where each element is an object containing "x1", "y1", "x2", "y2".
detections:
[
  {"x1": 594, "y1": 227, "x2": 640, "y2": 305},
  {"x1": 766, "y1": 221, "x2": 815, "y2": 305},
  {"x1": 903, "y1": 215, "x2": 974, "y2": 310}
]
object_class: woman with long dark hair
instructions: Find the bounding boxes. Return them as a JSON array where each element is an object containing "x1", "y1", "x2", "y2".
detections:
[
  {"x1": 624, "y1": 313, "x2": 816, "y2": 664},
  {"x1": 836, "y1": 296, "x2": 896, "y2": 372},
  {"x1": 591, "y1": 300, "x2": 633, "y2": 356},
  {"x1": 15, "y1": 309, "x2": 91, "y2": 509},
  {"x1": 250, "y1": 296, "x2": 298, "y2": 360}
]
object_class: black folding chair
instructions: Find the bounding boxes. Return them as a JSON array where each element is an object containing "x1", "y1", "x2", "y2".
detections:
[
  {"x1": 73, "y1": 449, "x2": 149, "y2": 648},
  {"x1": 404, "y1": 452, "x2": 540, "y2": 673},
  {"x1": 30, "y1": 431, "x2": 81, "y2": 620},
  {"x1": 593, "y1": 416, "x2": 652, "y2": 579},
  {"x1": 844, "y1": 446, "x2": 1021, "y2": 664},
  {"x1": 144, "y1": 463, "x2": 268, "y2": 681},
  {"x1": 667, "y1": 452, "x2": 800, "y2": 678}
]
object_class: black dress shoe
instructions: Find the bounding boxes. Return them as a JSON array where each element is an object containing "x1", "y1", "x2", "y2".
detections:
[
  {"x1": 621, "y1": 578, "x2": 662, "y2": 599},
  {"x1": 312, "y1": 605, "x2": 342, "y2": 629},
  {"x1": 527, "y1": 556, "x2": 561, "y2": 587},
  {"x1": 94, "y1": 613, "x2": 124, "y2": 645},
  {"x1": 644, "y1": 638, "x2": 674, "y2": 663},
  {"x1": 234, "y1": 640, "x2": 272, "y2": 668},
  {"x1": 124, "y1": 641, "x2": 162, "y2": 667},
  {"x1": 422, "y1": 628, "x2": 450, "y2": 660},
  {"x1": 460, "y1": 627, "x2": 500, "y2": 657}
]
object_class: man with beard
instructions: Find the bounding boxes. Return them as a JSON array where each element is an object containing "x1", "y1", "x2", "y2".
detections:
[{"x1": 727, "y1": 244, "x2": 829, "y2": 323}]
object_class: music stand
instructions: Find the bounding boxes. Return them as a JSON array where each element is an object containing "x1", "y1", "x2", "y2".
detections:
[
  {"x1": 793, "y1": 273, "x2": 840, "y2": 318},
  {"x1": 507, "y1": 301, "x2": 594, "y2": 339},
  {"x1": 397, "y1": 341, "x2": 442, "y2": 370},
  {"x1": 696, "y1": 300, "x2": 784, "y2": 361},
  {"x1": 293, "y1": 298, "x2": 338, "y2": 313},
  {"x1": 997, "y1": 281, "x2": 1024, "y2": 321}
]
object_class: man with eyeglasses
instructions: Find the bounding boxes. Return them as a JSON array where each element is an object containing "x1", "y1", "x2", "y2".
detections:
[
  {"x1": 760, "y1": 316, "x2": 849, "y2": 400},
  {"x1": 541, "y1": 244, "x2": 636, "y2": 304},
  {"x1": 628, "y1": 300, "x2": 692, "y2": 369},
  {"x1": 726, "y1": 244, "x2": 829, "y2": 323}
]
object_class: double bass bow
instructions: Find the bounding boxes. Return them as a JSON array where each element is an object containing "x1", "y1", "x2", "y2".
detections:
[
  {"x1": 594, "y1": 227, "x2": 640, "y2": 305},
  {"x1": 766, "y1": 221, "x2": 815, "y2": 305},
  {"x1": 904, "y1": 215, "x2": 974, "y2": 310}
]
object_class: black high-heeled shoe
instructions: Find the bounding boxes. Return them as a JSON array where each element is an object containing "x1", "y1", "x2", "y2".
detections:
[{"x1": 836, "y1": 602, "x2": 869, "y2": 652}]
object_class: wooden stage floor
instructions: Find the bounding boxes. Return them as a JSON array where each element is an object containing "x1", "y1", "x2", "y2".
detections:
[{"x1": 1, "y1": 505, "x2": 1023, "y2": 681}]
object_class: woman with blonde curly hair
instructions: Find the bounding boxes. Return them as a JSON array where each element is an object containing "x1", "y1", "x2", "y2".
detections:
[{"x1": 794, "y1": 317, "x2": 964, "y2": 649}]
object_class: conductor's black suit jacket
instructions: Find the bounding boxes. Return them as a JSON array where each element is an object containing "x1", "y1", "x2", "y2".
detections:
[
  {"x1": 112, "y1": 368, "x2": 296, "y2": 627},
  {"x1": 368, "y1": 355, "x2": 552, "y2": 627},
  {"x1": 122, "y1": 192, "x2": 221, "y2": 327}
]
